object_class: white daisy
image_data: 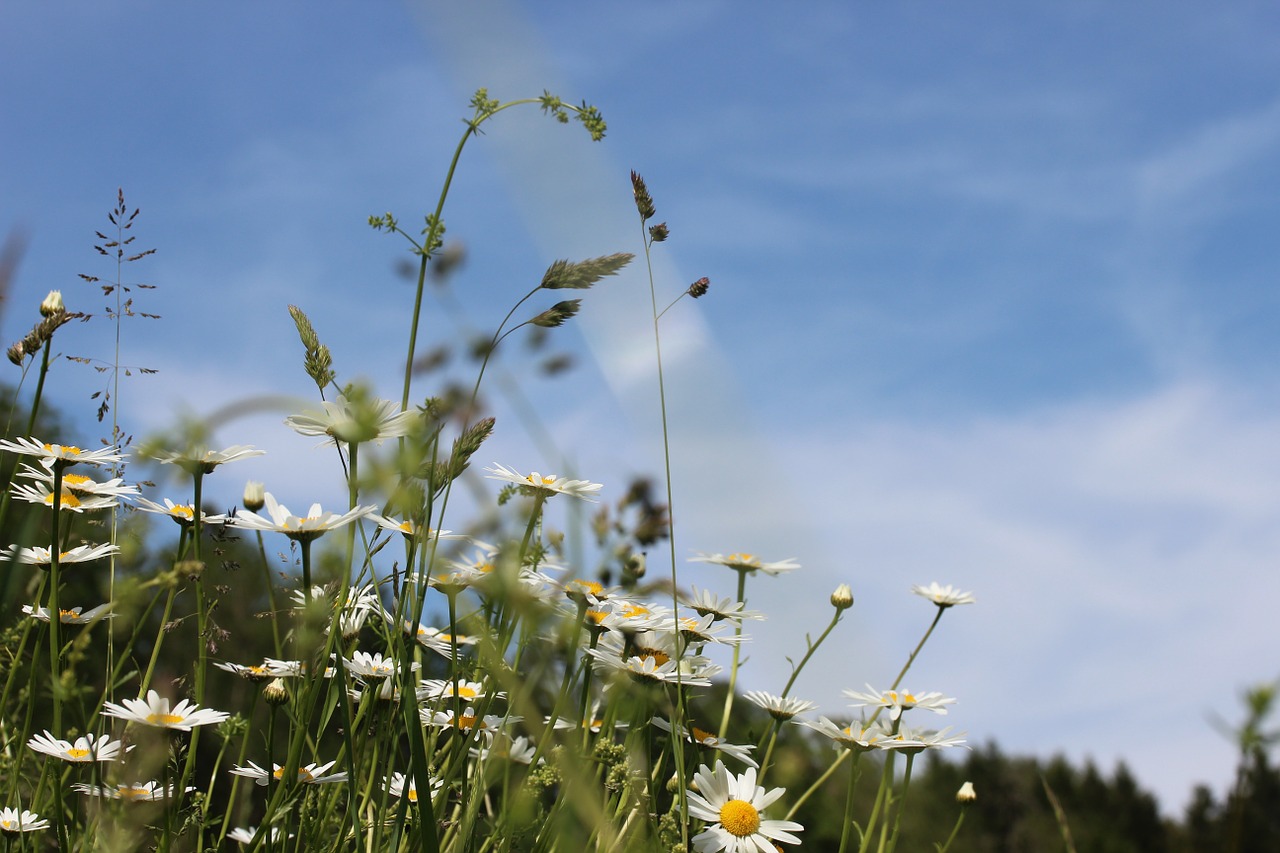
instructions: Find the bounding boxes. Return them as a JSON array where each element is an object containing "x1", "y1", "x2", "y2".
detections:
[
  {"x1": 22, "y1": 603, "x2": 113, "y2": 624},
  {"x1": 652, "y1": 718, "x2": 757, "y2": 767},
  {"x1": 17, "y1": 464, "x2": 138, "y2": 498},
  {"x1": 685, "y1": 761, "x2": 803, "y2": 852},
  {"x1": 344, "y1": 650, "x2": 417, "y2": 680},
  {"x1": 485, "y1": 463, "x2": 603, "y2": 502},
  {"x1": 798, "y1": 716, "x2": 893, "y2": 751},
  {"x1": 285, "y1": 394, "x2": 419, "y2": 446},
  {"x1": 102, "y1": 689, "x2": 230, "y2": 730},
  {"x1": 229, "y1": 760, "x2": 347, "y2": 785},
  {"x1": 743, "y1": 691, "x2": 818, "y2": 722},
  {"x1": 132, "y1": 496, "x2": 228, "y2": 526},
  {"x1": 150, "y1": 444, "x2": 265, "y2": 475},
  {"x1": 843, "y1": 685, "x2": 956, "y2": 721},
  {"x1": 0, "y1": 437, "x2": 122, "y2": 467},
  {"x1": 230, "y1": 493, "x2": 376, "y2": 542},
  {"x1": 690, "y1": 552, "x2": 800, "y2": 576},
  {"x1": 3, "y1": 543, "x2": 119, "y2": 566},
  {"x1": 72, "y1": 781, "x2": 186, "y2": 801},
  {"x1": 227, "y1": 826, "x2": 292, "y2": 845},
  {"x1": 27, "y1": 731, "x2": 128, "y2": 762},
  {"x1": 0, "y1": 807, "x2": 49, "y2": 834},
  {"x1": 683, "y1": 585, "x2": 765, "y2": 622},
  {"x1": 911, "y1": 582, "x2": 976, "y2": 608},
  {"x1": 11, "y1": 481, "x2": 118, "y2": 512},
  {"x1": 385, "y1": 772, "x2": 444, "y2": 803}
]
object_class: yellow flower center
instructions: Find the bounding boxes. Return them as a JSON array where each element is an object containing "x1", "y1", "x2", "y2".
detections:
[
  {"x1": 457, "y1": 713, "x2": 478, "y2": 730},
  {"x1": 456, "y1": 686, "x2": 478, "y2": 699},
  {"x1": 620, "y1": 603, "x2": 650, "y2": 617},
  {"x1": 120, "y1": 786, "x2": 150, "y2": 800},
  {"x1": 63, "y1": 473, "x2": 93, "y2": 488},
  {"x1": 637, "y1": 648, "x2": 670, "y2": 667},
  {"x1": 171, "y1": 505, "x2": 196, "y2": 521},
  {"x1": 1, "y1": 819, "x2": 15, "y2": 830},
  {"x1": 45, "y1": 443, "x2": 84, "y2": 455},
  {"x1": 586, "y1": 608, "x2": 608, "y2": 625},
  {"x1": 67, "y1": 747, "x2": 92, "y2": 759},
  {"x1": 727, "y1": 552, "x2": 756, "y2": 564},
  {"x1": 719, "y1": 799, "x2": 761, "y2": 837},
  {"x1": 691, "y1": 726, "x2": 717, "y2": 744},
  {"x1": 44, "y1": 492, "x2": 81, "y2": 508},
  {"x1": 397, "y1": 521, "x2": 414, "y2": 533},
  {"x1": 407, "y1": 788, "x2": 418, "y2": 802},
  {"x1": 146, "y1": 713, "x2": 185, "y2": 726},
  {"x1": 526, "y1": 474, "x2": 558, "y2": 486}
]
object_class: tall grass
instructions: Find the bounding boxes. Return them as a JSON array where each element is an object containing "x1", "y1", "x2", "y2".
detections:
[{"x1": 0, "y1": 91, "x2": 976, "y2": 852}]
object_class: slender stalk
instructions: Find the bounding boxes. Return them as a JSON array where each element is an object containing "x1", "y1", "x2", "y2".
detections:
[{"x1": 717, "y1": 568, "x2": 748, "y2": 735}]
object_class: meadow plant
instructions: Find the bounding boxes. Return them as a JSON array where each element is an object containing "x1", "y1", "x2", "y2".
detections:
[{"x1": 0, "y1": 91, "x2": 979, "y2": 852}]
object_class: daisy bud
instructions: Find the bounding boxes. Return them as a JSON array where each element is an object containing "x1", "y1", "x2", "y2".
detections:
[
  {"x1": 243, "y1": 481, "x2": 265, "y2": 512},
  {"x1": 830, "y1": 583, "x2": 854, "y2": 610},
  {"x1": 40, "y1": 290, "x2": 64, "y2": 317},
  {"x1": 263, "y1": 678, "x2": 289, "y2": 707},
  {"x1": 7, "y1": 342, "x2": 25, "y2": 365},
  {"x1": 956, "y1": 781, "x2": 976, "y2": 803},
  {"x1": 687, "y1": 277, "x2": 710, "y2": 298}
]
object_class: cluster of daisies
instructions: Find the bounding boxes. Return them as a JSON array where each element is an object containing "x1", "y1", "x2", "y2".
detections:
[{"x1": 0, "y1": 430, "x2": 978, "y2": 850}]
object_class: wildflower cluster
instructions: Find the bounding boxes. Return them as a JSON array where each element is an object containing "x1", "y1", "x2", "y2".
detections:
[{"x1": 0, "y1": 94, "x2": 982, "y2": 852}]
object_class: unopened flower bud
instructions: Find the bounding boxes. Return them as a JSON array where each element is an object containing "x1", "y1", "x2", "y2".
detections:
[
  {"x1": 243, "y1": 481, "x2": 265, "y2": 512},
  {"x1": 830, "y1": 583, "x2": 854, "y2": 610},
  {"x1": 7, "y1": 342, "x2": 25, "y2": 365},
  {"x1": 263, "y1": 678, "x2": 290, "y2": 706},
  {"x1": 40, "y1": 290, "x2": 64, "y2": 317},
  {"x1": 956, "y1": 781, "x2": 976, "y2": 803},
  {"x1": 687, "y1": 277, "x2": 710, "y2": 298}
]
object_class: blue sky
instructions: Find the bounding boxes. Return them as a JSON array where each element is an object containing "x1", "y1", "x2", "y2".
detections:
[{"x1": 5, "y1": 0, "x2": 1280, "y2": 814}]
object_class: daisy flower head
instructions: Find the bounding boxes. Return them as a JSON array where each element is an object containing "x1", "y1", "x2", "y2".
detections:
[
  {"x1": 588, "y1": 646, "x2": 720, "y2": 688},
  {"x1": 0, "y1": 807, "x2": 49, "y2": 835},
  {"x1": 485, "y1": 463, "x2": 603, "y2": 502},
  {"x1": 417, "y1": 678, "x2": 495, "y2": 704},
  {"x1": 678, "y1": 612, "x2": 746, "y2": 647},
  {"x1": 102, "y1": 689, "x2": 230, "y2": 731},
  {"x1": 686, "y1": 761, "x2": 803, "y2": 853},
  {"x1": 422, "y1": 707, "x2": 519, "y2": 735},
  {"x1": 284, "y1": 393, "x2": 419, "y2": 446},
  {"x1": 293, "y1": 584, "x2": 381, "y2": 637},
  {"x1": 11, "y1": 481, "x2": 118, "y2": 512},
  {"x1": 691, "y1": 552, "x2": 800, "y2": 577},
  {"x1": 230, "y1": 493, "x2": 376, "y2": 543},
  {"x1": 911, "y1": 582, "x2": 976, "y2": 608},
  {"x1": 17, "y1": 464, "x2": 138, "y2": 499},
  {"x1": 150, "y1": 444, "x2": 265, "y2": 475},
  {"x1": 471, "y1": 733, "x2": 539, "y2": 765},
  {"x1": 843, "y1": 685, "x2": 956, "y2": 721},
  {"x1": 215, "y1": 660, "x2": 281, "y2": 683},
  {"x1": 132, "y1": 496, "x2": 228, "y2": 526},
  {"x1": 228, "y1": 826, "x2": 292, "y2": 845},
  {"x1": 28, "y1": 731, "x2": 128, "y2": 762},
  {"x1": 799, "y1": 716, "x2": 892, "y2": 751},
  {"x1": 652, "y1": 718, "x2": 757, "y2": 767},
  {"x1": 230, "y1": 760, "x2": 347, "y2": 786},
  {"x1": 385, "y1": 772, "x2": 445, "y2": 804},
  {"x1": 683, "y1": 585, "x2": 765, "y2": 623},
  {"x1": 744, "y1": 691, "x2": 817, "y2": 722},
  {"x1": 344, "y1": 650, "x2": 417, "y2": 680},
  {"x1": 879, "y1": 724, "x2": 968, "y2": 754},
  {"x1": 371, "y1": 513, "x2": 454, "y2": 543},
  {"x1": 3, "y1": 542, "x2": 119, "y2": 567},
  {"x1": 406, "y1": 624, "x2": 478, "y2": 659},
  {"x1": 22, "y1": 603, "x2": 113, "y2": 624},
  {"x1": 0, "y1": 437, "x2": 122, "y2": 468},
  {"x1": 72, "y1": 781, "x2": 185, "y2": 801}
]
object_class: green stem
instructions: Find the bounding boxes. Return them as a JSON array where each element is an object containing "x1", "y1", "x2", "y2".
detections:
[
  {"x1": 47, "y1": 464, "x2": 65, "y2": 734},
  {"x1": 717, "y1": 568, "x2": 748, "y2": 736},
  {"x1": 837, "y1": 750, "x2": 864, "y2": 853}
]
